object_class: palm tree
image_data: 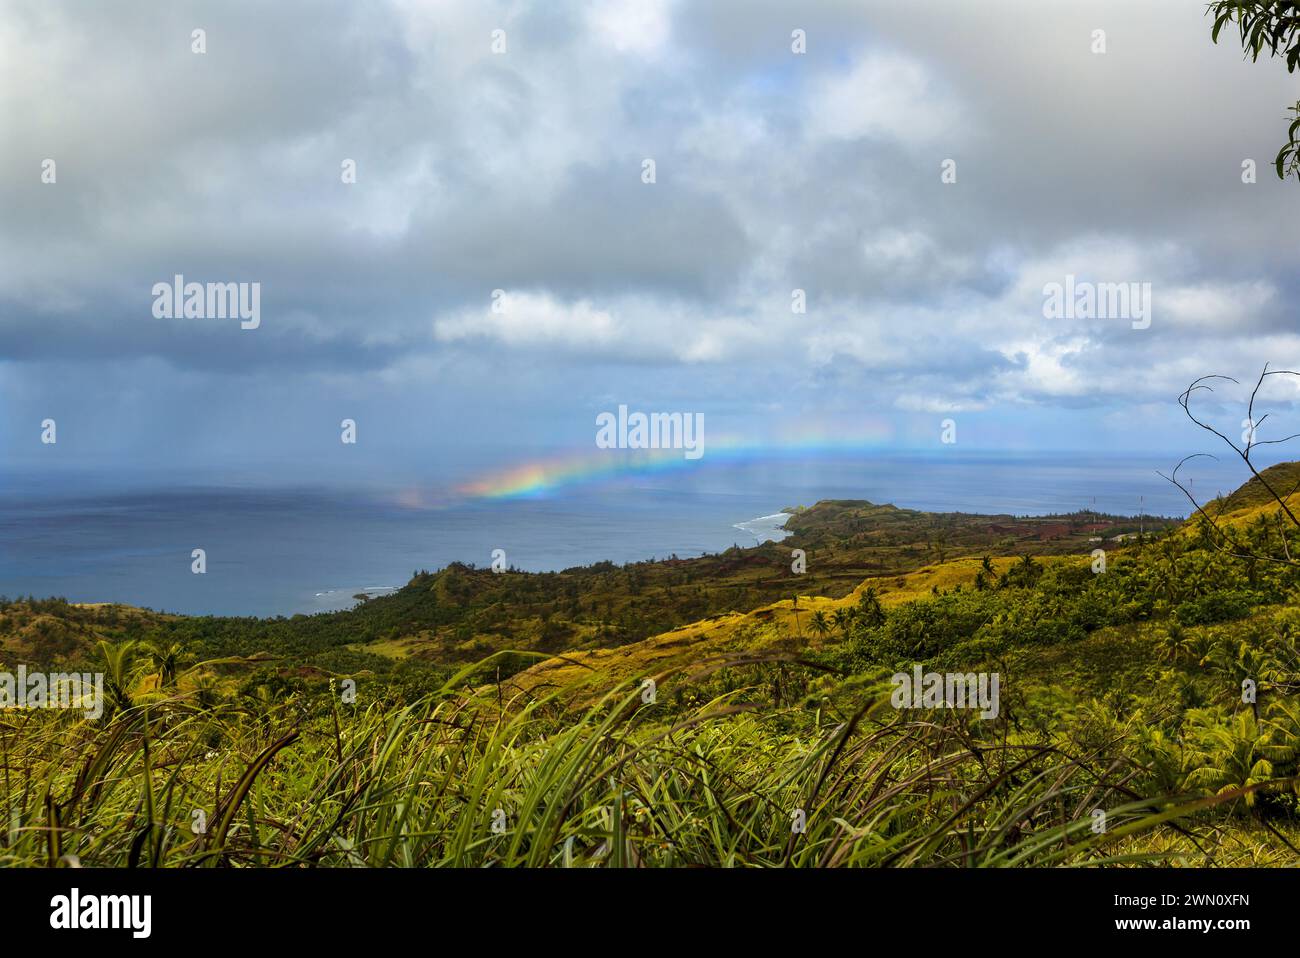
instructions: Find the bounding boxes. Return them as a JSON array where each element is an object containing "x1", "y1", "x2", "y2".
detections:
[
  {"x1": 1182, "y1": 709, "x2": 1291, "y2": 808},
  {"x1": 856, "y1": 587, "x2": 885, "y2": 627},
  {"x1": 832, "y1": 608, "x2": 855, "y2": 638},
  {"x1": 140, "y1": 639, "x2": 188, "y2": 689},
  {"x1": 97, "y1": 639, "x2": 139, "y2": 716},
  {"x1": 191, "y1": 674, "x2": 222, "y2": 710},
  {"x1": 1005, "y1": 553, "x2": 1041, "y2": 588},
  {"x1": 1155, "y1": 624, "x2": 1192, "y2": 664},
  {"x1": 810, "y1": 611, "x2": 830, "y2": 639}
]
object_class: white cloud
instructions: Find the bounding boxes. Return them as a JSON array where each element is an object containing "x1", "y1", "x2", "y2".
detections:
[
  {"x1": 1161, "y1": 281, "x2": 1276, "y2": 331},
  {"x1": 804, "y1": 52, "x2": 961, "y2": 146},
  {"x1": 586, "y1": 0, "x2": 672, "y2": 57},
  {"x1": 894, "y1": 392, "x2": 988, "y2": 414},
  {"x1": 434, "y1": 292, "x2": 618, "y2": 349}
]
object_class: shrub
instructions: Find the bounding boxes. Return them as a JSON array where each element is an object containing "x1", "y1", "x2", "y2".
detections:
[{"x1": 1173, "y1": 591, "x2": 1258, "y2": 627}]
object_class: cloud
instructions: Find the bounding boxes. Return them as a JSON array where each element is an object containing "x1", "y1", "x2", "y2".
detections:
[
  {"x1": 434, "y1": 293, "x2": 618, "y2": 350},
  {"x1": 2, "y1": 0, "x2": 1298, "y2": 476},
  {"x1": 804, "y1": 52, "x2": 962, "y2": 146},
  {"x1": 586, "y1": 0, "x2": 673, "y2": 57}
]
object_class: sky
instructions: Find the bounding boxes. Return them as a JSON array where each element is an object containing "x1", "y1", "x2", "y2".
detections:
[{"x1": 2, "y1": 0, "x2": 1299, "y2": 496}]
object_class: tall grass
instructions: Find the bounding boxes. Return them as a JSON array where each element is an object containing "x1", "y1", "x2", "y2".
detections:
[{"x1": 0, "y1": 666, "x2": 1287, "y2": 867}]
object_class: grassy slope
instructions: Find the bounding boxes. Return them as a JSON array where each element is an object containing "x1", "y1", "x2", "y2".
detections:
[
  {"x1": 501, "y1": 555, "x2": 1033, "y2": 697},
  {"x1": 1217, "y1": 460, "x2": 1300, "y2": 513},
  {"x1": 0, "y1": 500, "x2": 1163, "y2": 672}
]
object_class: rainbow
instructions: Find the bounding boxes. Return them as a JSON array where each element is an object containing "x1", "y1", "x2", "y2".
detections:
[{"x1": 450, "y1": 417, "x2": 897, "y2": 500}]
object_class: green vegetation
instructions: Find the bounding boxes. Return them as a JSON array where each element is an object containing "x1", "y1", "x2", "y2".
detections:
[
  {"x1": 1, "y1": 476, "x2": 1298, "y2": 867},
  {"x1": 1208, "y1": 1, "x2": 1300, "y2": 180}
]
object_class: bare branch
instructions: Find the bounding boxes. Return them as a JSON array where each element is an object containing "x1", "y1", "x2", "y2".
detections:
[{"x1": 1175, "y1": 366, "x2": 1300, "y2": 533}]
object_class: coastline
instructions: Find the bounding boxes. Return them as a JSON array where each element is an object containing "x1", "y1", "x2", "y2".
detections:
[{"x1": 731, "y1": 511, "x2": 793, "y2": 544}]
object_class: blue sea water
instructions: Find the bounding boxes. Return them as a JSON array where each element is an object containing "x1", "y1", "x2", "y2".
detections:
[{"x1": 0, "y1": 452, "x2": 1261, "y2": 617}]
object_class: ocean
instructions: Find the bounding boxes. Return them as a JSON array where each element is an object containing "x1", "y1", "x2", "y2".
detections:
[{"x1": 0, "y1": 452, "x2": 1259, "y2": 617}]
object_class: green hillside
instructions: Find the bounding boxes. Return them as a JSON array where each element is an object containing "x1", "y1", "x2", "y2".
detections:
[
  {"x1": 0, "y1": 498, "x2": 1173, "y2": 676},
  {"x1": 1218, "y1": 460, "x2": 1300, "y2": 513},
  {"x1": 2, "y1": 477, "x2": 1299, "y2": 868}
]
